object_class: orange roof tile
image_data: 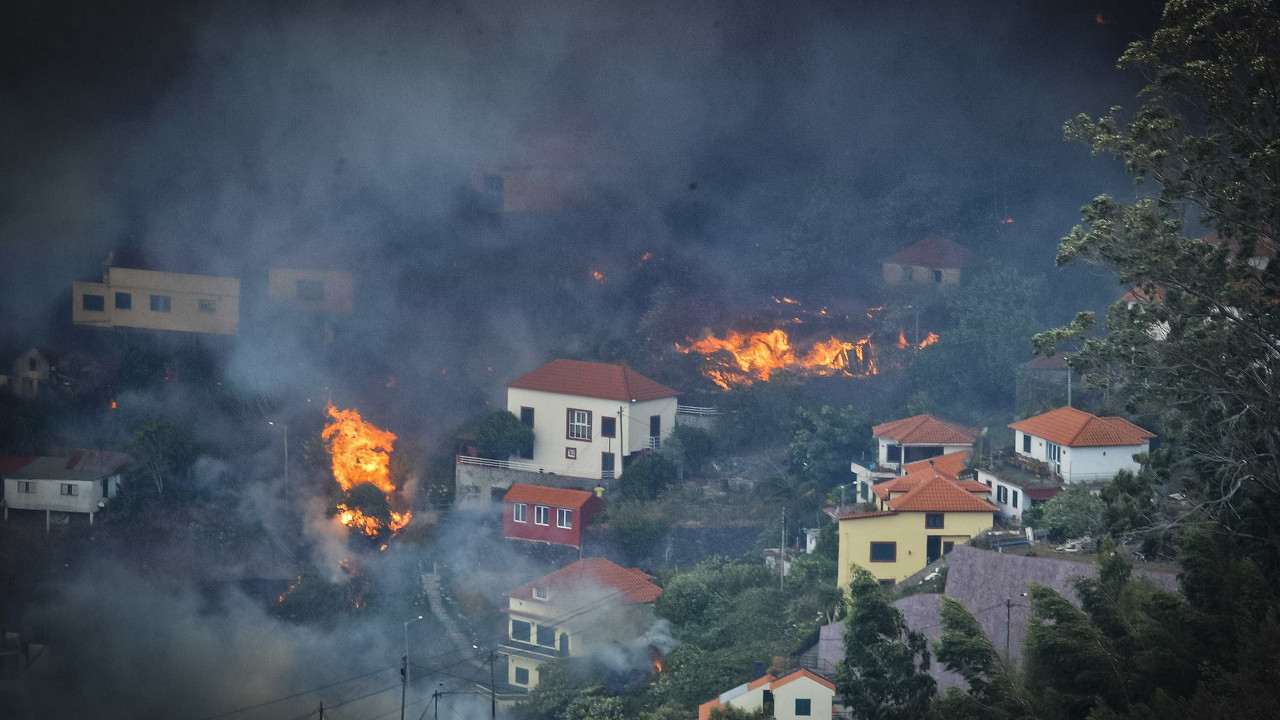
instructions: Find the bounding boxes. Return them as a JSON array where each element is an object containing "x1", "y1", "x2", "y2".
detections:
[
  {"x1": 507, "y1": 359, "x2": 679, "y2": 402},
  {"x1": 872, "y1": 415, "x2": 978, "y2": 445},
  {"x1": 902, "y1": 450, "x2": 969, "y2": 477},
  {"x1": 873, "y1": 467, "x2": 989, "y2": 501},
  {"x1": 698, "y1": 699, "x2": 721, "y2": 720},
  {"x1": 1009, "y1": 406, "x2": 1154, "y2": 448},
  {"x1": 887, "y1": 474, "x2": 998, "y2": 513},
  {"x1": 508, "y1": 557, "x2": 661, "y2": 604},
  {"x1": 884, "y1": 236, "x2": 976, "y2": 269},
  {"x1": 504, "y1": 483, "x2": 596, "y2": 509},
  {"x1": 1120, "y1": 284, "x2": 1165, "y2": 303},
  {"x1": 837, "y1": 510, "x2": 899, "y2": 521},
  {"x1": 770, "y1": 668, "x2": 836, "y2": 693},
  {"x1": 748, "y1": 675, "x2": 776, "y2": 690}
]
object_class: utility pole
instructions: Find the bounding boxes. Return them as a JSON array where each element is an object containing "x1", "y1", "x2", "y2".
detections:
[
  {"x1": 489, "y1": 649, "x2": 497, "y2": 720},
  {"x1": 433, "y1": 689, "x2": 441, "y2": 720},
  {"x1": 1067, "y1": 363, "x2": 1073, "y2": 408},
  {"x1": 780, "y1": 508, "x2": 786, "y2": 590},
  {"x1": 1005, "y1": 598, "x2": 1013, "y2": 662},
  {"x1": 400, "y1": 654, "x2": 408, "y2": 720},
  {"x1": 319, "y1": 701, "x2": 324, "y2": 720}
]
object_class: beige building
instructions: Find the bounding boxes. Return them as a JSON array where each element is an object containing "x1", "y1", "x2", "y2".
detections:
[
  {"x1": 838, "y1": 467, "x2": 996, "y2": 587},
  {"x1": 73, "y1": 267, "x2": 240, "y2": 335},
  {"x1": 500, "y1": 557, "x2": 662, "y2": 691},
  {"x1": 267, "y1": 268, "x2": 354, "y2": 314},
  {"x1": 882, "y1": 236, "x2": 975, "y2": 286},
  {"x1": 10, "y1": 348, "x2": 52, "y2": 398}
]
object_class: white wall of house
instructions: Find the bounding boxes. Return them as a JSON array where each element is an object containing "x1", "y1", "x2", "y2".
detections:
[
  {"x1": 4, "y1": 475, "x2": 118, "y2": 515},
  {"x1": 1015, "y1": 432, "x2": 1147, "y2": 483},
  {"x1": 876, "y1": 440, "x2": 971, "y2": 467},
  {"x1": 506, "y1": 388, "x2": 676, "y2": 480},
  {"x1": 772, "y1": 678, "x2": 835, "y2": 720},
  {"x1": 719, "y1": 684, "x2": 767, "y2": 715},
  {"x1": 977, "y1": 469, "x2": 1023, "y2": 522}
]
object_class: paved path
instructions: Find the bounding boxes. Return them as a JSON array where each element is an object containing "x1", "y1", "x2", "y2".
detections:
[{"x1": 422, "y1": 571, "x2": 472, "y2": 651}]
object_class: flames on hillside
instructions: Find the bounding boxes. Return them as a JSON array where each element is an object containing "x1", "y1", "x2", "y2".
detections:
[{"x1": 322, "y1": 404, "x2": 411, "y2": 538}]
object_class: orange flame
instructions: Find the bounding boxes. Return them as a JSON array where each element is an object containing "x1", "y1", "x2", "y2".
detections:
[
  {"x1": 591, "y1": 270, "x2": 606, "y2": 283},
  {"x1": 109, "y1": 399, "x2": 118, "y2": 409},
  {"x1": 897, "y1": 330, "x2": 909, "y2": 350},
  {"x1": 386, "y1": 375, "x2": 396, "y2": 388},
  {"x1": 1095, "y1": 12, "x2": 1112, "y2": 24},
  {"x1": 322, "y1": 405, "x2": 411, "y2": 536},
  {"x1": 654, "y1": 660, "x2": 663, "y2": 673},
  {"x1": 1001, "y1": 217, "x2": 1015, "y2": 224},
  {"x1": 918, "y1": 332, "x2": 940, "y2": 348},
  {"x1": 640, "y1": 252, "x2": 654, "y2": 263},
  {"x1": 677, "y1": 328, "x2": 877, "y2": 390},
  {"x1": 278, "y1": 575, "x2": 302, "y2": 602}
]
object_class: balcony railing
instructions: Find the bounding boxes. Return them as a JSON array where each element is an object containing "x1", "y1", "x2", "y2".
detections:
[
  {"x1": 645, "y1": 436, "x2": 661, "y2": 450},
  {"x1": 676, "y1": 405, "x2": 721, "y2": 416},
  {"x1": 456, "y1": 455, "x2": 557, "y2": 474}
]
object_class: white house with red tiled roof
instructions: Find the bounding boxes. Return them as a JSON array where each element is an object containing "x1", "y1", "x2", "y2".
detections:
[
  {"x1": 882, "y1": 236, "x2": 976, "y2": 286},
  {"x1": 872, "y1": 414, "x2": 979, "y2": 471},
  {"x1": 2, "y1": 450, "x2": 128, "y2": 531},
  {"x1": 506, "y1": 359, "x2": 679, "y2": 480},
  {"x1": 1009, "y1": 406, "x2": 1154, "y2": 483},
  {"x1": 500, "y1": 557, "x2": 662, "y2": 692},
  {"x1": 838, "y1": 468, "x2": 997, "y2": 588},
  {"x1": 698, "y1": 668, "x2": 836, "y2": 720}
]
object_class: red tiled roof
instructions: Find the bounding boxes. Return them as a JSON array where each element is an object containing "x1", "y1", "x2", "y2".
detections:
[
  {"x1": 901, "y1": 450, "x2": 969, "y2": 477},
  {"x1": 65, "y1": 449, "x2": 130, "y2": 473},
  {"x1": 771, "y1": 668, "x2": 836, "y2": 693},
  {"x1": 1200, "y1": 230, "x2": 1277, "y2": 260},
  {"x1": 873, "y1": 468, "x2": 989, "y2": 502},
  {"x1": 698, "y1": 698, "x2": 721, "y2": 720},
  {"x1": 0, "y1": 456, "x2": 37, "y2": 475},
  {"x1": 1024, "y1": 487, "x2": 1063, "y2": 502},
  {"x1": 504, "y1": 483, "x2": 595, "y2": 509},
  {"x1": 748, "y1": 675, "x2": 776, "y2": 690},
  {"x1": 836, "y1": 510, "x2": 899, "y2": 521},
  {"x1": 1009, "y1": 406, "x2": 1154, "y2": 448},
  {"x1": 508, "y1": 557, "x2": 661, "y2": 604},
  {"x1": 1120, "y1": 284, "x2": 1165, "y2": 304},
  {"x1": 872, "y1": 415, "x2": 979, "y2": 445},
  {"x1": 507, "y1": 359, "x2": 679, "y2": 402},
  {"x1": 887, "y1": 474, "x2": 998, "y2": 513},
  {"x1": 884, "y1": 236, "x2": 976, "y2": 270}
]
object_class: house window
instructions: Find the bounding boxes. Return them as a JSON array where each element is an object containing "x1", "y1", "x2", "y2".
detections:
[
  {"x1": 1047, "y1": 442, "x2": 1061, "y2": 462},
  {"x1": 886, "y1": 444, "x2": 902, "y2": 462},
  {"x1": 567, "y1": 409, "x2": 592, "y2": 440},
  {"x1": 17, "y1": 481, "x2": 35, "y2": 493},
  {"x1": 565, "y1": 447, "x2": 577, "y2": 460},
  {"x1": 198, "y1": 299, "x2": 216, "y2": 313},
  {"x1": 297, "y1": 279, "x2": 324, "y2": 301},
  {"x1": 82, "y1": 294, "x2": 105, "y2": 311},
  {"x1": 1022, "y1": 433, "x2": 1031, "y2": 453},
  {"x1": 650, "y1": 415, "x2": 661, "y2": 438},
  {"x1": 601, "y1": 416, "x2": 616, "y2": 438},
  {"x1": 514, "y1": 667, "x2": 530, "y2": 686},
  {"x1": 149, "y1": 294, "x2": 171, "y2": 312},
  {"x1": 60, "y1": 483, "x2": 79, "y2": 496},
  {"x1": 536, "y1": 625, "x2": 556, "y2": 647},
  {"x1": 513, "y1": 503, "x2": 527, "y2": 523},
  {"x1": 534, "y1": 505, "x2": 549, "y2": 525},
  {"x1": 870, "y1": 542, "x2": 897, "y2": 562},
  {"x1": 1012, "y1": 490, "x2": 1019, "y2": 509},
  {"x1": 532, "y1": 587, "x2": 549, "y2": 601},
  {"x1": 795, "y1": 698, "x2": 812, "y2": 716},
  {"x1": 28, "y1": 357, "x2": 37, "y2": 371},
  {"x1": 511, "y1": 620, "x2": 532, "y2": 641},
  {"x1": 557, "y1": 508, "x2": 572, "y2": 529},
  {"x1": 997, "y1": 486, "x2": 1009, "y2": 504},
  {"x1": 115, "y1": 292, "x2": 132, "y2": 310},
  {"x1": 518, "y1": 407, "x2": 534, "y2": 459},
  {"x1": 925, "y1": 513, "x2": 944, "y2": 529},
  {"x1": 932, "y1": 269, "x2": 943, "y2": 283},
  {"x1": 878, "y1": 579, "x2": 896, "y2": 588}
]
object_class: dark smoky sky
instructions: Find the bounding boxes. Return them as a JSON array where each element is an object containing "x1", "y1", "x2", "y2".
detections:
[{"x1": 0, "y1": 0, "x2": 1160, "y2": 409}]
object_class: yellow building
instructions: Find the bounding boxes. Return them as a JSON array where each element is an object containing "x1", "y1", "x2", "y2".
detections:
[
  {"x1": 267, "y1": 268, "x2": 354, "y2": 314},
  {"x1": 73, "y1": 267, "x2": 239, "y2": 335},
  {"x1": 838, "y1": 468, "x2": 996, "y2": 588},
  {"x1": 500, "y1": 557, "x2": 662, "y2": 691}
]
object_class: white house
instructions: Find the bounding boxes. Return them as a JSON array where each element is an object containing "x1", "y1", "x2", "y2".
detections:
[
  {"x1": 506, "y1": 359, "x2": 678, "y2": 480},
  {"x1": 698, "y1": 668, "x2": 836, "y2": 720},
  {"x1": 10, "y1": 348, "x2": 53, "y2": 399},
  {"x1": 871, "y1": 414, "x2": 978, "y2": 472},
  {"x1": 976, "y1": 469, "x2": 1063, "y2": 523},
  {"x1": 1008, "y1": 406, "x2": 1154, "y2": 483},
  {"x1": 2, "y1": 450, "x2": 129, "y2": 531}
]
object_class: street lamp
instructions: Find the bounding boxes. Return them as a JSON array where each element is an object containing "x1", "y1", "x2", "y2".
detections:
[
  {"x1": 268, "y1": 421, "x2": 288, "y2": 505},
  {"x1": 403, "y1": 615, "x2": 425, "y2": 720}
]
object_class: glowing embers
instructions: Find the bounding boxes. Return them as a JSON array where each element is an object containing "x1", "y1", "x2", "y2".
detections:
[
  {"x1": 323, "y1": 404, "x2": 411, "y2": 537},
  {"x1": 676, "y1": 328, "x2": 877, "y2": 390}
]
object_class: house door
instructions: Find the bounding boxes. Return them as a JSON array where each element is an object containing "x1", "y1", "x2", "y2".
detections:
[
  {"x1": 601, "y1": 452, "x2": 615, "y2": 480},
  {"x1": 927, "y1": 536, "x2": 943, "y2": 564},
  {"x1": 649, "y1": 415, "x2": 661, "y2": 448}
]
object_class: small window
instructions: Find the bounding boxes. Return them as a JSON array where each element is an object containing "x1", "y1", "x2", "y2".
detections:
[
  {"x1": 1012, "y1": 490, "x2": 1019, "y2": 509},
  {"x1": 149, "y1": 294, "x2": 171, "y2": 312},
  {"x1": 115, "y1": 292, "x2": 132, "y2": 310},
  {"x1": 198, "y1": 298, "x2": 216, "y2": 313},
  {"x1": 795, "y1": 698, "x2": 812, "y2": 716},
  {"x1": 60, "y1": 483, "x2": 79, "y2": 496},
  {"x1": 557, "y1": 508, "x2": 572, "y2": 529},
  {"x1": 932, "y1": 269, "x2": 943, "y2": 283},
  {"x1": 519, "y1": 407, "x2": 534, "y2": 426},
  {"x1": 532, "y1": 587, "x2": 549, "y2": 601},
  {"x1": 649, "y1": 415, "x2": 661, "y2": 437},
  {"x1": 601, "y1": 416, "x2": 616, "y2": 438},
  {"x1": 17, "y1": 481, "x2": 36, "y2": 493},
  {"x1": 1022, "y1": 433, "x2": 1031, "y2": 453},
  {"x1": 997, "y1": 486, "x2": 1009, "y2": 504},
  {"x1": 297, "y1": 279, "x2": 324, "y2": 301},
  {"x1": 534, "y1": 505, "x2": 549, "y2": 525},
  {"x1": 870, "y1": 542, "x2": 896, "y2": 562},
  {"x1": 565, "y1": 447, "x2": 577, "y2": 460},
  {"x1": 536, "y1": 625, "x2": 555, "y2": 647},
  {"x1": 511, "y1": 620, "x2": 532, "y2": 641},
  {"x1": 29, "y1": 357, "x2": 37, "y2": 371},
  {"x1": 82, "y1": 294, "x2": 105, "y2": 311},
  {"x1": 925, "y1": 513, "x2": 944, "y2": 529},
  {"x1": 878, "y1": 579, "x2": 896, "y2": 588},
  {"x1": 568, "y1": 409, "x2": 591, "y2": 440},
  {"x1": 514, "y1": 666, "x2": 530, "y2": 686},
  {"x1": 513, "y1": 502, "x2": 527, "y2": 523}
]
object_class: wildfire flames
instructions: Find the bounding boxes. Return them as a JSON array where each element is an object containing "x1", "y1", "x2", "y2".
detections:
[
  {"x1": 897, "y1": 330, "x2": 940, "y2": 349},
  {"x1": 322, "y1": 404, "x2": 411, "y2": 537},
  {"x1": 592, "y1": 270, "x2": 607, "y2": 283},
  {"x1": 677, "y1": 328, "x2": 877, "y2": 390}
]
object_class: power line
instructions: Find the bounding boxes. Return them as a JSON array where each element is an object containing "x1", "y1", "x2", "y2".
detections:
[{"x1": 193, "y1": 665, "x2": 397, "y2": 720}]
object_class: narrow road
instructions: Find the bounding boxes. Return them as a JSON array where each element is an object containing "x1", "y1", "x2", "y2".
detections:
[{"x1": 421, "y1": 571, "x2": 472, "y2": 652}]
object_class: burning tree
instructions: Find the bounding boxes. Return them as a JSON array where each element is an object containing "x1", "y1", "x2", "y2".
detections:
[{"x1": 322, "y1": 404, "x2": 411, "y2": 538}]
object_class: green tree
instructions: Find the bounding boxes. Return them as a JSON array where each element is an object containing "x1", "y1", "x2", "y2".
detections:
[
  {"x1": 126, "y1": 419, "x2": 194, "y2": 497},
  {"x1": 663, "y1": 424, "x2": 718, "y2": 477},
  {"x1": 835, "y1": 567, "x2": 936, "y2": 720},
  {"x1": 788, "y1": 405, "x2": 873, "y2": 489},
  {"x1": 606, "y1": 500, "x2": 670, "y2": 566},
  {"x1": 707, "y1": 704, "x2": 771, "y2": 720},
  {"x1": 933, "y1": 596, "x2": 1033, "y2": 720},
  {"x1": 467, "y1": 410, "x2": 534, "y2": 460},
  {"x1": 619, "y1": 454, "x2": 678, "y2": 501},
  {"x1": 1032, "y1": 483, "x2": 1105, "y2": 541}
]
